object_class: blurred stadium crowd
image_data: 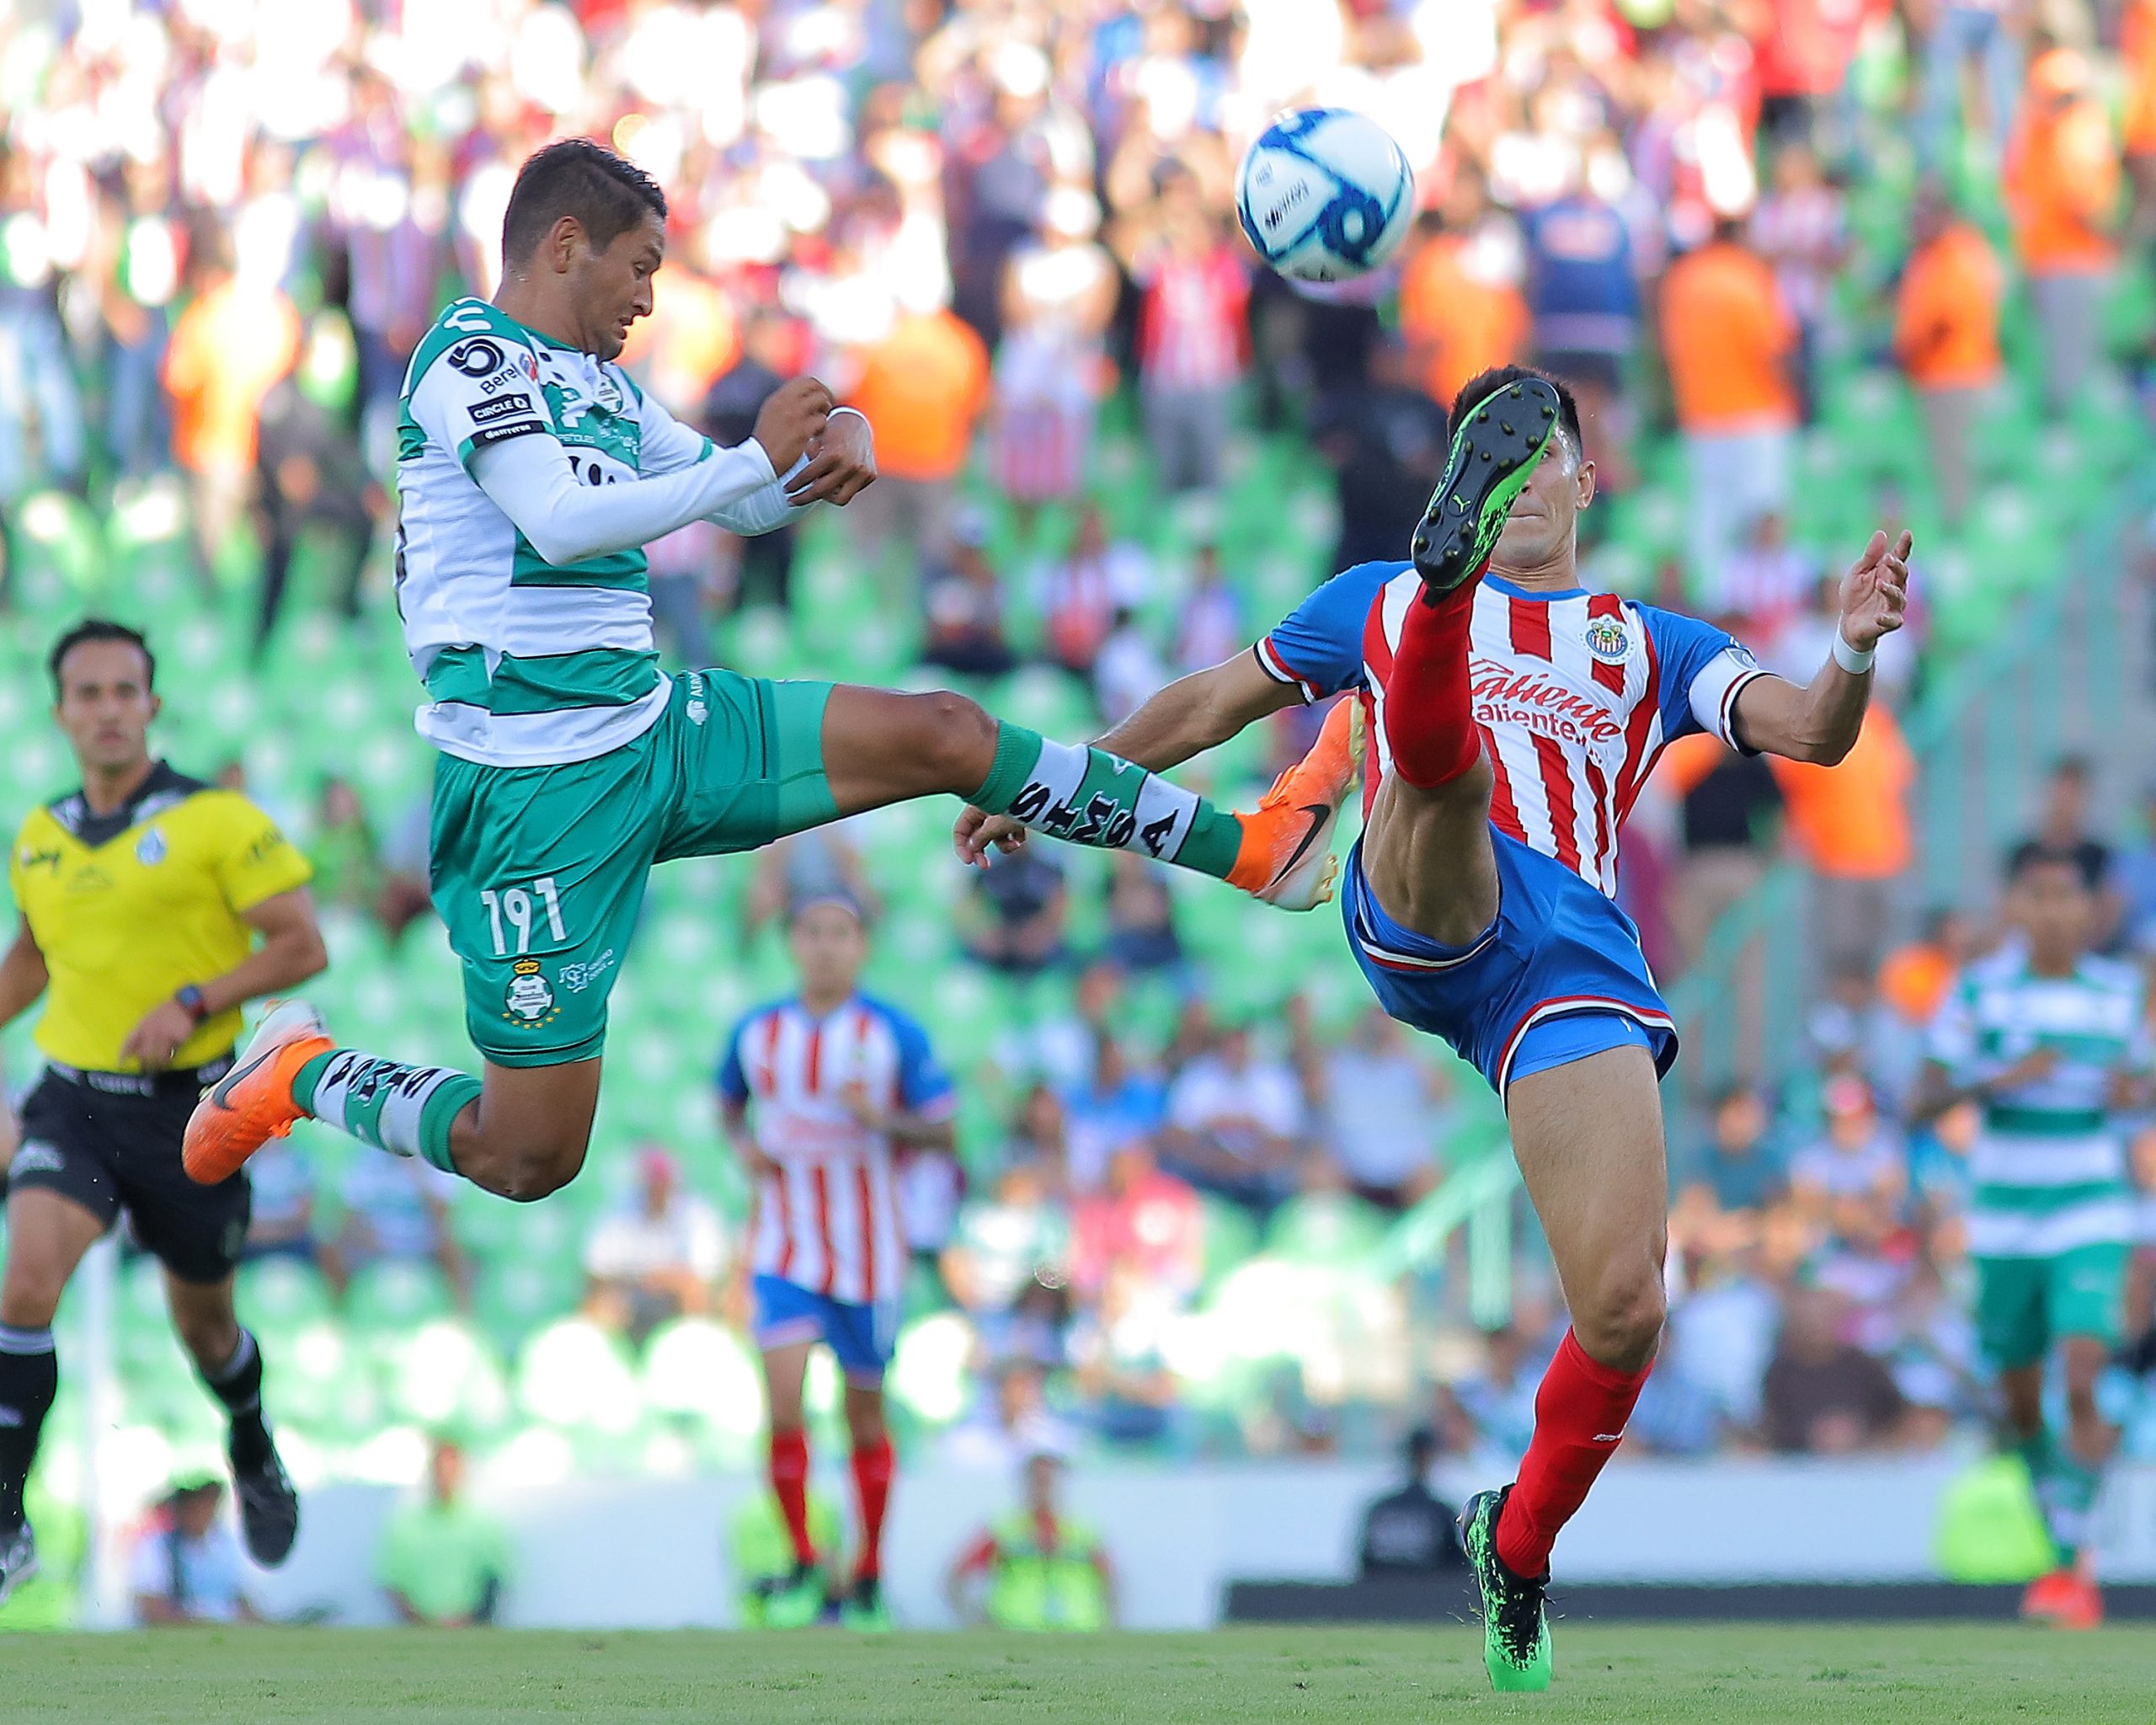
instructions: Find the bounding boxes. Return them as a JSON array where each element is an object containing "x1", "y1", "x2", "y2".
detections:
[{"x1": 4, "y1": 0, "x2": 2156, "y2": 1597}]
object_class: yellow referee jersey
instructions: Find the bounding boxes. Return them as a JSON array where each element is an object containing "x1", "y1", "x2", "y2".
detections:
[{"x1": 8, "y1": 762, "x2": 312, "y2": 1072}]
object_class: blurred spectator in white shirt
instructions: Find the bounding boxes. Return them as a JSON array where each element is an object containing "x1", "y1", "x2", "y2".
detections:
[
  {"x1": 1034, "y1": 502, "x2": 1149, "y2": 677},
  {"x1": 131, "y1": 1478, "x2": 253, "y2": 1626},
  {"x1": 1159, "y1": 1021, "x2": 1305, "y2": 1215},
  {"x1": 1291, "y1": 1001, "x2": 1454, "y2": 1211},
  {"x1": 583, "y1": 1147, "x2": 729, "y2": 1343}
]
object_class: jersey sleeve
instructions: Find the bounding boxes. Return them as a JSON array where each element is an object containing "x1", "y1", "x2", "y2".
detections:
[
  {"x1": 1254, "y1": 562, "x2": 1396, "y2": 702},
  {"x1": 1634, "y1": 601, "x2": 1772, "y2": 750},
  {"x1": 1925, "y1": 974, "x2": 1980, "y2": 1076},
  {"x1": 635, "y1": 377, "x2": 822, "y2": 535},
  {"x1": 403, "y1": 307, "x2": 553, "y2": 470},
  {"x1": 889, "y1": 1008, "x2": 957, "y2": 1119},
  {"x1": 211, "y1": 795, "x2": 312, "y2": 913},
  {"x1": 716, "y1": 1018, "x2": 752, "y2": 1105}
]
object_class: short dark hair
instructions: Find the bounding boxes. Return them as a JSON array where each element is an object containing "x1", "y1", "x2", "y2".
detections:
[
  {"x1": 49, "y1": 619, "x2": 154, "y2": 696},
  {"x1": 1450, "y1": 365, "x2": 1585, "y2": 462},
  {"x1": 2006, "y1": 842, "x2": 2095, "y2": 888},
  {"x1": 501, "y1": 138, "x2": 667, "y2": 264}
]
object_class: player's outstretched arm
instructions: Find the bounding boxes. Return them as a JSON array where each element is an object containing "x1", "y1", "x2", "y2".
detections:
[
  {"x1": 472, "y1": 377, "x2": 831, "y2": 566},
  {"x1": 1730, "y1": 528, "x2": 1911, "y2": 766},
  {"x1": 952, "y1": 651, "x2": 1300, "y2": 863}
]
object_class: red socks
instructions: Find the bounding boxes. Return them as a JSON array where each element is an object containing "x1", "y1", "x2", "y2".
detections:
[
  {"x1": 768, "y1": 1429, "x2": 814, "y2": 1567},
  {"x1": 851, "y1": 1437, "x2": 895, "y2": 1581},
  {"x1": 1382, "y1": 582, "x2": 1484, "y2": 788},
  {"x1": 1496, "y1": 1329, "x2": 1652, "y2": 1578}
]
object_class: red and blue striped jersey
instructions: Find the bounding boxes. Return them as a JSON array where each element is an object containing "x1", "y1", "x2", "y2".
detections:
[
  {"x1": 1257, "y1": 564, "x2": 1769, "y2": 897},
  {"x1": 718, "y1": 994, "x2": 954, "y2": 1306}
]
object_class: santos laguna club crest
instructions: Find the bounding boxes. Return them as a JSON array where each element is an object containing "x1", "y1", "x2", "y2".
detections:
[
  {"x1": 1583, "y1": 615, "x2": 1630, "y2": 665},
  {"x1": 502, "y1": 957, "x2": 558, "y2": 1029}
]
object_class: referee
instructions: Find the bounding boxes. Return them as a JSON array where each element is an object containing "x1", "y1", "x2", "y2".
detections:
[{"x1": 0, "y1": 620, "x2": 328, "y2": 1604}]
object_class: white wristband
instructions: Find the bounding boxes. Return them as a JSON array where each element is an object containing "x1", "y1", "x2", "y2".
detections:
[
  {"x1": 828, "y1": 405, "x2": 868, "y2": 426},
  {"x1": 1831, "y1": 628, "x2": 1876, "y2": 675}
]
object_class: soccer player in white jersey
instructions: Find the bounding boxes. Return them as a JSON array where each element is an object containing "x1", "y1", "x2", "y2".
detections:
[
  {"x1": 718, "y1": 894, "x2": 953, "y2": 1630},
  {"x1": 181, "y1": 141, "x2": 1346, "y2": 1205},
  {"x1": 957, "y1": 366, "x2": 1911, "y2": 1690},
  {"x1": 1913, "y1": 848, "x2": 2153, "y2": 1628}
]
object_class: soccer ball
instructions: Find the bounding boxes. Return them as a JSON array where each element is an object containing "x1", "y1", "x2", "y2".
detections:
[{"x1": 1235, "y1": 108, "x2": 1415, "y2": 284}]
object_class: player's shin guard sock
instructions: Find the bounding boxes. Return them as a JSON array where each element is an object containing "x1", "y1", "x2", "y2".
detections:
[
  {"x1": 769, "y1": 1429, "x2": 814, "y2": 1567},
  {"x1": 850, "y1": 1438, "x2": 894, "y2": 1581},
  {"x1": 201, "y1": 1329, "x2": 272, "y2": 1472},
  {"x1": 0, "y1": 1327, "x2": 57, "y2": 1527},
  {"x1": 293, "y1": 1050, "x2": 483, "y2": 1175},
  {"x1": 970, "y1": 724, "x2": 1243, "y2": 879},
  {"x1": 2038, "y1": 1449, "x2": 2104, "y2": 1565},
  {"x1": 1383, "y1": 584, "x2": 1483, "y2": 788},
  {"x1": 1496, "y1": 1329, "x2": 1652, "y2": 1578}
]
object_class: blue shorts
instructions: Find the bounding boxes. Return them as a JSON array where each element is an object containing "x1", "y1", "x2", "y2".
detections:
[
  {"x1": 1340, "y1": 828, "x2": 1678, "y2": 1098},
  {"x1": 751, "y1": 1274, "x2": 898, "y2": 1385}
]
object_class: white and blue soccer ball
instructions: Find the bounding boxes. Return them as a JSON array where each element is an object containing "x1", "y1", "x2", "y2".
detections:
[{"x1": 1235, "y1": 108, "x2": 1415, "y2": 284}]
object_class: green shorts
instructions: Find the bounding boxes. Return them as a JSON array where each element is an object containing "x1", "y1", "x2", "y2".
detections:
[
  {"x1": 1973, "y1": 1242, "x2": 2130, "y2": 1371},
  {"x1": 430, "y1": 669, "x2": 838, "y2": 1066}
]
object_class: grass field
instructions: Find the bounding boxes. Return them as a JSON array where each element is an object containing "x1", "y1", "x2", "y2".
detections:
[{"x1": 1, "y1": 1624, "x2": 2148, "y2": 1724}]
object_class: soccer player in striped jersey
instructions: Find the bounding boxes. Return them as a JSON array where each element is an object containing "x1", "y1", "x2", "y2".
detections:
[
  {"x1": 718, "y1": 894, "x2": 951, "y2": 1630},
  {"x1": 180, "y1": 140, "x2": 1343, "y2": 1209},
  {"x1": 1913, "y1": 848, "x2": 2153, "y2": 1628},
  {"x1": 957, "y1": 366, "x2": 1911, "y2": 1690}
]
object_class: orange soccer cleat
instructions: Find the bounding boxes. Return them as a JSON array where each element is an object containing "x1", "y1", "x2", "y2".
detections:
[
  {"x1": 2021, "y1": 1563, "x2": 2104, "y2": 1630},
  {"x1": 182, "y1": 999, "x2": 334, "y2": 1186},
  {"x1": 1227, "y1": 696, "x2": 1363, "y2": 910}
]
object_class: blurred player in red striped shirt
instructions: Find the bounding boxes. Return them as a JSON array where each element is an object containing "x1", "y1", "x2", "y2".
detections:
[{"x1": 718, "y1": 894, "x2": 956, "y2": 1630}]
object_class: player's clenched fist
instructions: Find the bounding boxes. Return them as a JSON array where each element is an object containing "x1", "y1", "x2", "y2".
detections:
[{"x1": 752, "y1": 377, "x2": 834, "y2": 473}]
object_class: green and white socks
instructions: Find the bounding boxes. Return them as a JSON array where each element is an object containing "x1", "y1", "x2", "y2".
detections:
[
  {"x1": 969, "y1": 724, "x2": 1243, "y2": 879},
  {"x1": 291, "y1": 1049, "x2": 482, "y2": 1176}
]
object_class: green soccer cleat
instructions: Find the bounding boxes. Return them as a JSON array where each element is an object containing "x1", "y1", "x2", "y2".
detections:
[
  {"x1": 0, "y1": 1519, "x2": 37, "y2": 1610},
  {"x1": 840, "y1": 1574, "x2": 892, "y2": 1633},
  {"x1": 1409, "y1": 377, "x2": 1561, "y2": 601},
  {"x1": 1461, "y1": 1487, "x2": 1552, "y2": 1693},
  {"x1": 762, "y1": 1561, "x2": 825, "y2": 1630}
]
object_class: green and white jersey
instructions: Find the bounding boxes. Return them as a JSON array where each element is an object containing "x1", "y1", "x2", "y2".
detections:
[
  {"x1": 396, "y1": 296, "x2": 789, "y2": 768},
  {"x1": 1928, "y1": 948, "x2": 2153, "y2": 1258}
]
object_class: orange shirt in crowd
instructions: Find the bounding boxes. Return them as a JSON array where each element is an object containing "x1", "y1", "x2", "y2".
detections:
[
  {"x1": 1657, "y1": 240, "x2": 1798, "y2": 435},
  {"x1": 1878, "y1": 940, "x2": 1956, "y2": 1026},
  {"x1": 1398, "y1": 232, "x2": 1528, "y2": 410},
  {"x1": 1769, "y1": 704, "x2": 1914, "y2": 881},
  {"x1": 847, "y1": 308, "x2": 991, "y2": 483},
  {"x1": 619, "y1": 269, "x2": 739, "y2": 413},
  {"x1": 1894, "y1": 222, "x2": 2004, "y2": 391},
  {"x1": 162, "y1": 276, "x2": 302, "y2": 474},
  {"x1": 2004, "y1": 86, "x2": 2120, "y2": 274}
]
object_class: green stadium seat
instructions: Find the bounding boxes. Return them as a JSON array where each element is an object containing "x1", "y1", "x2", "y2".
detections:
[
  {"x1": 515, "y1": 1316, "x2": 641, "y2": 1434},
  {"x1": 341, "y1": 1259, "x2": 456, "y2": 1333},
  {"x1": 640, "y1": 1316, "x2": 765, "y2": 1434},
  {"x1": 887, "y1": 1311, "x2": 974, "y2": 1426}
]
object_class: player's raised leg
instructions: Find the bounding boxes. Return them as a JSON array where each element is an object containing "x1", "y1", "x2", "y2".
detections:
[{"x1": 817, "y1": 685, "x2": 1342, "y2": 908}]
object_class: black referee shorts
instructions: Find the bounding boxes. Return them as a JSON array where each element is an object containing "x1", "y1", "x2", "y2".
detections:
[{"x1": 9, "y1": 1062, "x2": 251, "y2": 1285}]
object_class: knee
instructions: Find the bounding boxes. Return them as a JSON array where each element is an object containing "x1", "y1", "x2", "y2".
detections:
[
  {"x1": 908, "y1": 691, "x2": 998, "y2": 793},
  {"x1": 466, "y1": 1137, "x2": 583, "y2": 1204},
  {"x1": 846, "y1": 1402, "x2": 888, "y2": 1450},
  {"x1": 0, "y1": 1275, "x2": 61, "y2": 1331},
  {"x1": 173, "y1": 1307, "x2": 239, "y2": 1367},
  {"x1": 1572, "y1": 1262, "x2": 1667, "y2": 1372}
]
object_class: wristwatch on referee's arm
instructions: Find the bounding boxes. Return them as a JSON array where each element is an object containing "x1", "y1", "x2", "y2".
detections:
[{"x1": 174, "y1": 985, "x2": 211, "y2": 1026}]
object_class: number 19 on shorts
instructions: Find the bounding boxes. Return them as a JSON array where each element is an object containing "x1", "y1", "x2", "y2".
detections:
[{"x1": 479, "y1": 877, "x2": 568, "y2": 956}]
